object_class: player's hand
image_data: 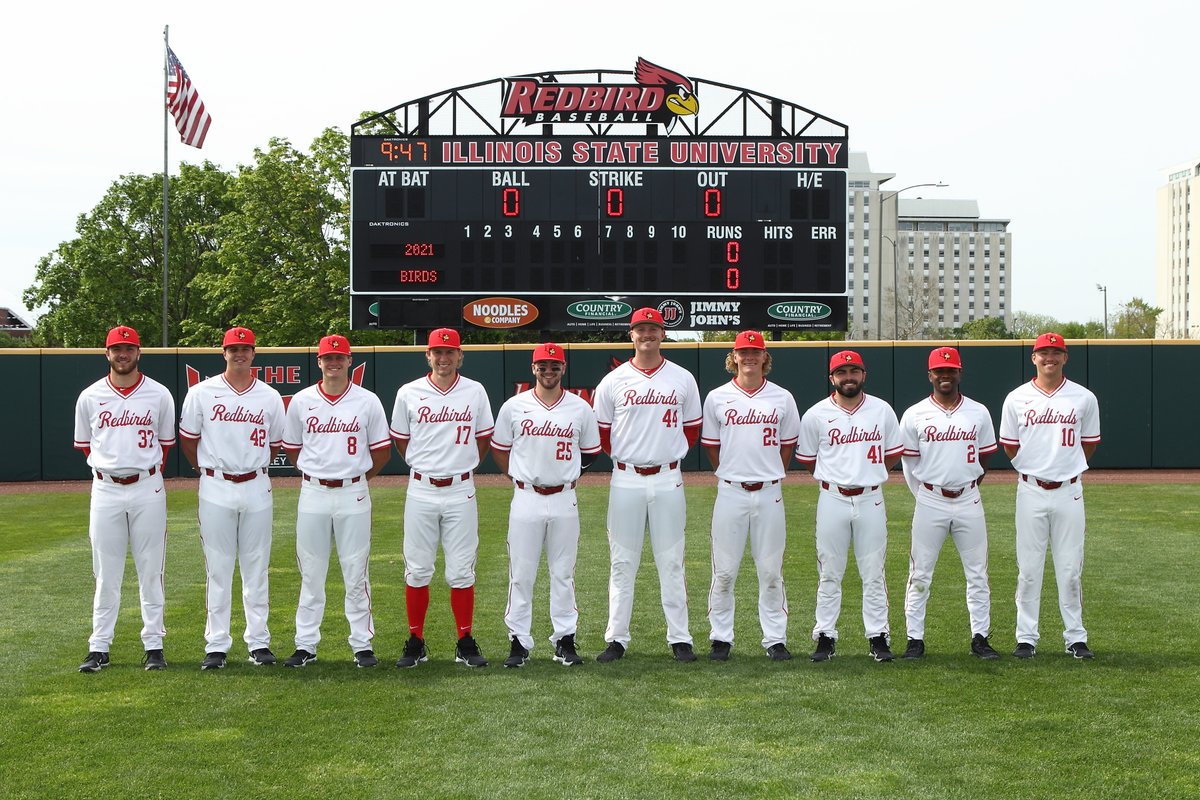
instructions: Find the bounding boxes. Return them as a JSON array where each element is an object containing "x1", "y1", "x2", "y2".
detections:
[{"x1": 977, "y1": 472, "x2": 985, "y2": 485}]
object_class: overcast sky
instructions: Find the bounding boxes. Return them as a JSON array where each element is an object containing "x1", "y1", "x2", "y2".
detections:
[{"x1": 3, "y1": 0, "x2": 1195, "y2": 329}]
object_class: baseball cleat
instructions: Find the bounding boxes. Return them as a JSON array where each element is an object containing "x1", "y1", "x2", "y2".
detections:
[
  {"x1": 143, "y1": 649, "x2": 168, "y2": 671},
  {"x1": 710, "y1": 640, "x2": 733, "y2": 661},
  {"x1": 1067, "y1": 641, "x2": 1094, "y2": 660},
  {"x1": 248, "y1": 648, "x2": 277, "y2": 666},
  {"x1": 766, "y1": 643, "x2": 793, "y2": 662},
  {"x1": 455, "y1": 635, "x2": 489, "y2": 667},
  {"x1": 200, "y1": 652, "x2": 227, "y2": 670},
  {"x1": 971, "y1": 634, "x2": 1000, "y2": 660},
  {"x1": 395, "y1": 635, "x2": 428, "y2": 669},
  {"x1": 1012, "y1": 642, "x2": 1036, "y2": 659},
  {"x1": 553, "y1": 634, "x2": 584, "y2": 666},
  {"x1": 868, "y1": 634, "x2": 895, "y2": 662},
  {"x1": 811, "y1": 634, "x2": 836, "y2": 662},
  {"x1": 79, "y1": 651, "x2": 110, "y2": 673},
  {"x1": 353, "y1": 649, "x2": 378, "y2": 668},
  {"x1": 903, "y1": 639, "x2": 925, "y2": 660},
  {"x1": 503, "y1": 636, "x2": 530, "y2": 668},
  {"x1": 596, "y1": 641, "x2": 625, "y2": 663},
  {"x1": 671, "y1": 642, "x2": 698, "y2": 662},
  {"x1": 283, "y1": 649, "x2": 317, "y2": 668}
]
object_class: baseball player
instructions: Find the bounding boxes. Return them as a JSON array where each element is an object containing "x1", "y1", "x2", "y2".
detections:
[
  {"x1": 1000, "y1": 333, "x2": 1101, "y2": 659},
  {"x1": 593, "y1": 307, "x2": 702, "y2": 663},
  {"x1": 281, "y1": 334, "x2": 392, "y2": 668},
  {"x1": 179, "y1": 327, "x2": 285, "y2": 670},
  {"x1": 391, "y1": 328, "x2": 495, "y2": 669},
  {"x1": 490, "y1": 343, "x2": 601, "y2": 668},
  {"x1": 898, "y1": 346, "x2": 1000, "y2": 660},
  {"x1": 701, "y1": 331, "x2": 800, "y2": 662},
  {"x1": 796, "y1": 350, "x2": 903, "y2": 663},
  {"x1": 75, "y1": 326, "x2": 176, "y2": 673}
]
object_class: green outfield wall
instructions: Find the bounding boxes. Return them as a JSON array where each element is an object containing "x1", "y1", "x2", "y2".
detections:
[{"x1": 5, "y1": 339, "x2": 1194, "y2": 482}]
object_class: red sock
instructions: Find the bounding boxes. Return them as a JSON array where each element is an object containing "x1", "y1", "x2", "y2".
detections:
[
  {"x1": 406, "y1": 584, "x2": 430, "y2": 639},
  {"x1": 450, "y1": 586, "x2": 475, "y2": 638}
]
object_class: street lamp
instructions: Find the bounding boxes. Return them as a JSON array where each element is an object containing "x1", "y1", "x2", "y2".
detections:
[
  {"x1": 875, "y1": 182, "x2": 948, "y2": 340},
  {"x1": 1097, "y1": 284, "x2": 1108, "y2": 338}
]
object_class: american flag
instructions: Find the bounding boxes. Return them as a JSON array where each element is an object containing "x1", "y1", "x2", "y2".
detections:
[{"x1": 166, "y1": 47, "x2": 211, "y2": 149}]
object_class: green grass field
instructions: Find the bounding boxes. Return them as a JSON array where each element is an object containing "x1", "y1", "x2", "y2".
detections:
[{"x1": 1, "y1": 479, "x2": 1197, "y2": 799}]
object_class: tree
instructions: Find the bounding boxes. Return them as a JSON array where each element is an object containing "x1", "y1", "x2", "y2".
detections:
[
  {"x1": 1111, "y1": 297, "x2": 1163, "y2": 339},
  {"x1": 891, "y1": 269, "x2": 938, "y2": 340},
  {"x1": 1010, "y1": 311, "x2": 1061, "y2": 339},
  {"x1": 958, "y1": 316, "x2": 1011, "y2": 339},
  {"x1": 1058, "y1": 320, "x2": 1105, "y2": 339}
]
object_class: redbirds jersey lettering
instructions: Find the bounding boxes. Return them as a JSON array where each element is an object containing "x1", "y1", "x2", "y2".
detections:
[
  {"x1": 828, "y1": 425, "x2": 882, "y2": 445},
  {"x1": 923, "y1": 424, "x2": 979, "y2": 442},
  {"x1": 1023, "y1": 408, "x2": 1078, "y2": 426},
  {"x1": 518, "y1": 419, "x2": 576, "y2": 438},
  {"x1": 210, "y1": 404, "x2": 267, "y2": 425},
  {"x1": 416, "y1": 406, "x2": 475, "y2": 424},
  {"x1": 621, "y1": 388, "x2": 680, "y2": 406},
  {"x1": 723, "y1": 408, "x2": 780, "y2": 426},
  {"x1": 98, "y1": 409, "x2": 154, "y2": 428},
  {"x1": 306, "y1": 415, "x2": 361, "y2": 433}
]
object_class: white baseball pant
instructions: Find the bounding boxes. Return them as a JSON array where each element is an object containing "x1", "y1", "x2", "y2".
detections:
[
  {"x1": 402, "y1": 478, "x2": 479, "y2": 588},
  {"x1": 1015, "y1": 478, "x2": 1087, "y2": 647},
  {"x1": 812, "y1": 486, "x2": 890, "y2": 641},
  {"x1": 708, "y1": 480, "x2": 788, "y2": 649},
  {"x1": 504, "y1": 486, "x2": 580, "y2": 650}
]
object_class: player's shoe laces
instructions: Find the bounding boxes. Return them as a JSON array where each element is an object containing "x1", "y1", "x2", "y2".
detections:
[
  {"x1": 811, "y1": 634, "x2": 836, "y2": 662},
  {"x1": 200, "y1": 652, "x2": 227, "y2": 670},
  {"x1": 503, "y1": 636, "x2": 529, "y2": 668},
  {"x1": 971, "y1": 634, "x2": 1000, "y2": 660},
  {"x1": 283, "y1": 649, "x2": 317, "y2": 668},
  {"x1": 766, "y1": 643, "x2": 793, "y2": 661},
  {"x1": 596, "y1": 641, "x2": 625, "y2": 663},
  {"x1": 671, "y1": 642, "x2": 698, "y2": 662},
  {"x1": 1012, "y1": 642, "x2": 1036, "y2": 659},
  {"x1": 553, "y1": 634, "x2": 583, "y2": 666},
  {"x1": 868, "y1": 634, "x2": 895, "y2": 662},
  {"x1": 78, "y1": 651, "x2": 110, "y2": 673},
  {"x1": 248, "y1": 648, "x2": 277, "y2": 666},
  {"x1": 1067, "y1": 641, "x2": 1094, "y2": 660},
  {"x1": 395, "y1": 635, "x2": 428, "y2": 669},
  {"x1": 354, "y1": 649, "x2": 378, "y2": 668},
  {"x1": 710, "y1": 640, "x2": 733, "y2": 661},
  {"x1": 903, "y1": 639, "x2": 925, "y2": 659},
  {"x1": 143, "y1": 649, "x2": 167, "y2": 671},
  {"x1": 455, "y1": 635, "x2": 489, "y2": 667}
]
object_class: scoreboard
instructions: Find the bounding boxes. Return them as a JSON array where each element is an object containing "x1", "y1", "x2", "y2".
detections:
[{"x1": 349, "y1": 135, "x2": 848, "y2": 331}]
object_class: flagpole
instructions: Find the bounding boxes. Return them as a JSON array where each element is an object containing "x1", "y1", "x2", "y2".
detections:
[{"x1": 162, "y1": 25, "x2": 170, "y2": 347}]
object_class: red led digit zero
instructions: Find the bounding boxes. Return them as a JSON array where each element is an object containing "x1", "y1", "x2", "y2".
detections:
[
  {"x1": 704, "y1": 188, "x2": 722, "y2": 217},
  {"x1": 725, "y1": 240, "x2": 740, "y2": 263},
  {"x1": 726, "y1": 267, "x2": 740, "y2": 290},
  {"x1": 606, "y1": 187, "x2": 624, "y2": 217},
  {"x1": 502, "y1": 187, "x2": 520, "y2": 217}
]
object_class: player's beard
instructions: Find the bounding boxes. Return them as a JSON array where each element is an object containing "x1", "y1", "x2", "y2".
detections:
[
  {"x1": 835, "y1": 381, "x2": 862, "y2": 399},
  {"x1": 108, "y1": 354, "x2": 140, "y2": 376}
]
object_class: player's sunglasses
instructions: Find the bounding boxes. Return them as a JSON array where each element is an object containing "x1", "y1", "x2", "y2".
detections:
[{"x1": 534, "y1": 364, "x2": 563, "y2": 373}]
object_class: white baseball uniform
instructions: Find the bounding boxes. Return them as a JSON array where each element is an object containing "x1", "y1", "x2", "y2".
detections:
[
  {"x1": 701, "y1": 379, "x2": 800, "y2": 650},
  {"x1": 1000, "y1": 378, "x2": 1100, "y2": 647},
  {"x1": 593, "y1": 358, "x2": 702, "y2": 648},
  {"x1": 282, "y1": 381, "x2": 391, "y2": 654},
  {"x1": 179, "y1": 374, "x2": 285, "y2": 654},
  {"x1": 390, "y1": 373, "x2": 495, "y2": 590},
  {"x1": 899, "y1": 394, "x2": 998, "y2": 640},
  {"x1": 492, "y1": 389, "x2": 601, "y2": 651},
  {"x1": 796, "y1": 393, "x2": 902, "y2": 641},
  {"x1": 74, "y1": 373, "x2": 177, "y2": 653}
]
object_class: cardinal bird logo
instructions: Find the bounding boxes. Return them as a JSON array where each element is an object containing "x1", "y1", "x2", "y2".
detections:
[
  {"x1": 942, "y1": 351, "x2": 952, "y2": 361},
  {"x1": 634, "y1": 57, "x2": 699, "y2": 131}
]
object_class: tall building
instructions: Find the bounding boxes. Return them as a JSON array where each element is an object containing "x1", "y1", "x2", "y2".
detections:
[{"x1": 1156, "y1": 159, "x2": 1199, "y2": 339}]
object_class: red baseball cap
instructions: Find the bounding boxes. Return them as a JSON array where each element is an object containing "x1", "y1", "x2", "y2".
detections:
[
  {"x1": 318, "y1": 334, "x2": 351, "y2": 356},
  {"x1": 1033, "y1": 332, "x2": 1067, "y2": 352},
  {"x1": 105, "y1": 326, "x2": 141, "y2": 348},
  {"x1": 629, "y1": 307, "x2": 665, "y2": 328},
  {"x1": 928, "y1": 346, "x2": 963, "y2": 370},
  {"x1": 428, "y1": 328, "x2": 462, "y2": 349},
  {"x1": 532, "y1": 342, "x2": 566, "y2": 364},
  {"x1": 734, "y1": 330, "x2": 767, "y2": 350},
  {"x1": 829, "y1": 350, "x2": 866, "y2": 373},
  {"x1": 223, "y1": 327, "x2": 256, "y2": 348}
]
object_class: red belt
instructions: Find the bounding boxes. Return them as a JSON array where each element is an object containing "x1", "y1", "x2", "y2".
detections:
[
  {"x1": 95, "y1": 465, "x2": 157, "y2": 485},
  {"x1": 1022, "y1": 474, "x2": 1078, "y2": 490},
  {"x1": 412, "y1": 471, "x2": 471, "y2": 488},
  {"x1": 820, "y1": 481, "x2": 878, "y2": 497},
  {"x1": 303, "y1": 473, "x2": 362, "y2": 488},
  {"x1": 204, "y1": 467, "x2": 265, "y2": 483},
  {"x1": 922, "y1": 479, "x2": 979, "y2": 498},
  {"x1": 724, "y1": 479, "x2": 781, "y2": 492},
  {"x1": 615, "y1": 460, "x2": 679, "y2": 476},
  {"x1": 514, "y1": 479, "x2": 577, "y2": 495}
]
